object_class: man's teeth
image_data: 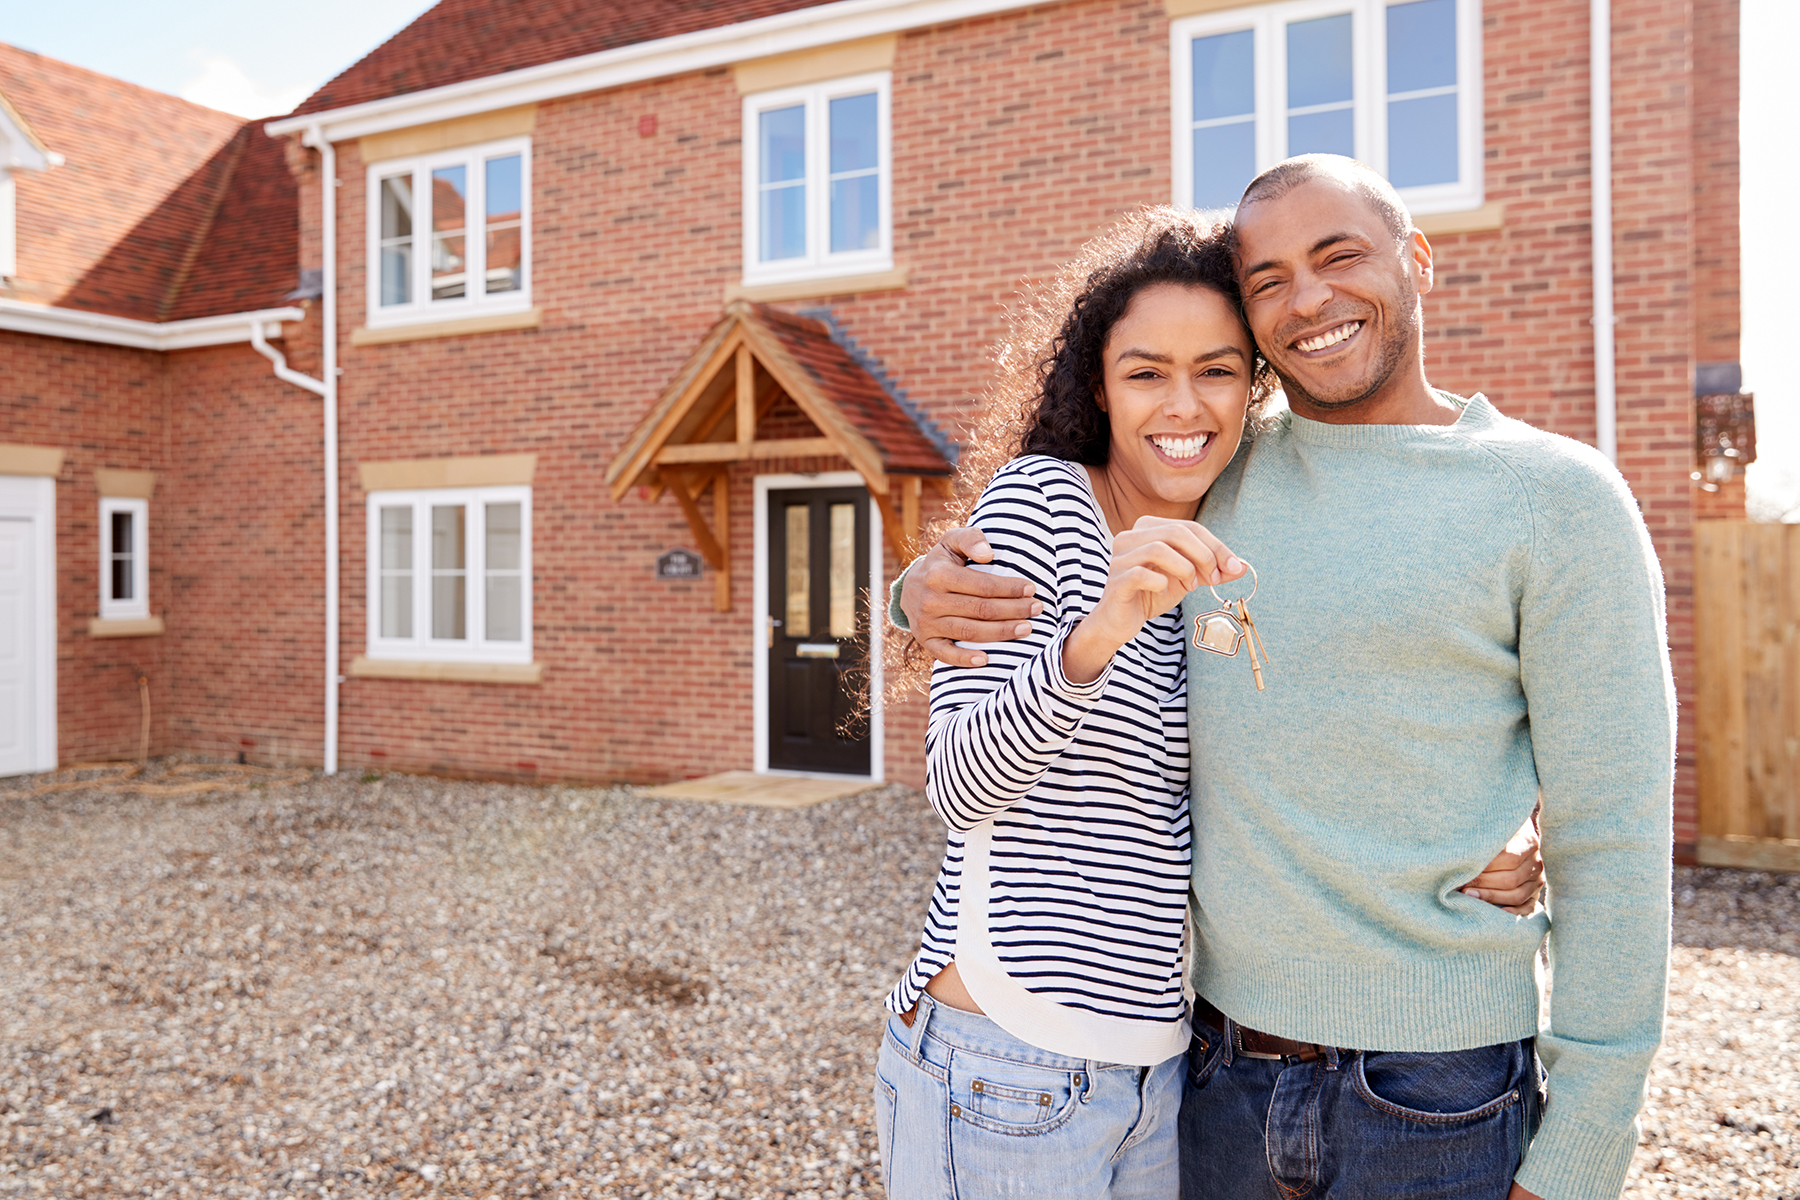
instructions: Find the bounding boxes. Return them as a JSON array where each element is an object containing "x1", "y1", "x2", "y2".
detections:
[
  {"x1": 1151, "y1": 433, "x2": 1211, "y2": 459},
  {"x1": 1296, "y1": 321, "x2": 1363, "y2": 353}
]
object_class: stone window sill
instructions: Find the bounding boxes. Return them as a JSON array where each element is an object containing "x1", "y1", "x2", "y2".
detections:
[
  {"x1": 348, "y1": 656, "x2": 543, "y2": 684},
  {"x1": 724, "y1": 267, "x2": 908, "y2": 304},
  {"x1": 351, "y1": 306, "x2": 543, "y2": 346},
  {"x1": 89, "y1": 616, "x2": 165, "y2": 638}
]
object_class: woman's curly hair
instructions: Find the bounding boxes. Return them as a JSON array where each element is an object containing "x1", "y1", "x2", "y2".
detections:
[{"x1": 886, "y1": 206, "x2": 1274, "y2": 697}]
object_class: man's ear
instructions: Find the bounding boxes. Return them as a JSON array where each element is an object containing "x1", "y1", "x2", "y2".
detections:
[{"x1": 1407, "y1": 228, "x2": 1435, "y2": 296}]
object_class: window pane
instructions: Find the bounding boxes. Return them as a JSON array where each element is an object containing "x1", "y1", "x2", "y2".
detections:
[
  {"x1": 784, "y1": 505, "x2": 810, "y2": 637},
  {"x1": 759, "y1": 105, "x2": 806, "y2": 183},
  {"x1": 1387, "y1": 0, "x2": 1457, "y2": 94},
  {"x1": 1387, "y1": 94, "x2": 1459, "y2": 186},
  {"x1": 828, "y1": 502, "x2": 855, "y2": 639},
  {"x1": 485, "y1": 502, "x2": 520, "y2": 570},
  {"x1": 1289, "y1": 108, "x2": 1355, "y2": 157},
  {"x1": 432, "y1": 504, "x2": 466, "y2": 640},
  {"x1": 486, "y1": 576, "x2": 521, "y2": 642},
  {"x1": 1193, "y1": 123, "x2": 1258, "y2": 209},
  {"x1": 828, "y1": 93, "x2": 878, "y2": 173},
  {"x1": 484, "y1": 155, "x2": 522, "y2": 294},
  {"x1": 761, "y1": 182, "x2": 807, "y2": 262},
  {"x1": 830, "y1": 175, "x2": 879, "y2": 252},
  {"x1": 109, "y1": 510, "x2": 134, "y2": 601},
  {"x1": 379, "y1": 175, "x2": 413, "y2": 306},
  {"x1": 1287, "y1": 14, "x2": 1354, "y2": 109},
  {"x1": 1192, "y1": 30, "x2": 1255, "y2": 122},
  {"x1": 380, "y1": 507, "x2": 412, "y2": 639},
  {"x1": 431, "y1": 165, "x2": 468, "y2": 301}
]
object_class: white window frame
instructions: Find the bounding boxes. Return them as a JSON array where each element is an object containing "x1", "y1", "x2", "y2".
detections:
[
  {"x1": 364, "y1": 486, "x2": 533, "y2": 666},
  {"x1": 740, "y1": 71, "x2": 893, "y2": 287},
  {"x1": 364, "y1": 136, "x2": 532, "y2": 329},
  {"x1": 1170, "y1": 0, "x2": 1483, "y2": 216},
  {"x1": 98, "y1": 496, "x2": 149, "y2": 620}
]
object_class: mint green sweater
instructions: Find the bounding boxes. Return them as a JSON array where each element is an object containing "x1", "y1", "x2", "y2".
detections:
[{"x1": 1187, "y1": 394, "x2": 1672, "y2": 1200}]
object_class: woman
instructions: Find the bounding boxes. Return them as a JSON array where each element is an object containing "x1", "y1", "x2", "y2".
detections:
[{"x1": 873, "y1": 209, "x2": 1538, "y2": 1199}]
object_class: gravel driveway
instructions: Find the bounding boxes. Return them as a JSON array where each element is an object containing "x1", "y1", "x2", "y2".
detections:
[{"x1": 0, "y1": 770, "x2": 1794, "y2": 1199}]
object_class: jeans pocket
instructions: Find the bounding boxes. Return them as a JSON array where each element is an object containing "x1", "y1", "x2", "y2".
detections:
[
  {"x1": 1351, "y1": 1043, "x2": 1526, "y2": 1124},
  {"x1": 950, "y1": 1055, "x2": 1081, "y2": 1136},
  {"x1": 1186, "y1": 1025, "x2": 1223, "y2": 1092}
]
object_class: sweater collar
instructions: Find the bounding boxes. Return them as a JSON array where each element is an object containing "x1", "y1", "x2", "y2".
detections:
[{"x1": 1278, "y1": 391, "x2": 1490, "y2": 446}]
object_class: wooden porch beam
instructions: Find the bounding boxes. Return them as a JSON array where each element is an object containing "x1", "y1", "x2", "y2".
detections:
[
  {"x1": 735, "y1": 343, "x2": 756, "y2": 444},
  {"x1": 655, "y1": 437, "x2": 836, "y2": 464},
  {"x1": 713, "y1": 469, "x2": 731, "y2": 612}
]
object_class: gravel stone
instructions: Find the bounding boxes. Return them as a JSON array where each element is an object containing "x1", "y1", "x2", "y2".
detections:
[{"x1": 0, "y1": 769, "x2": 1794, "y2": 1198}]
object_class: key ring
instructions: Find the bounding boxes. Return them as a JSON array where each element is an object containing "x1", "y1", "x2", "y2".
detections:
[{"x1": 1209, "y1": 561, "x2": 1257, "y2": 607}]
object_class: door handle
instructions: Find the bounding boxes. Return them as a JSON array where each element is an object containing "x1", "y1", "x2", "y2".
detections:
[{"x1": 766, "y1": 616, "x2": 783, "y2": 648}]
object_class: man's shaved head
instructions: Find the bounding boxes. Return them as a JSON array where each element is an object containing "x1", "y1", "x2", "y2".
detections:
[{"x1": 1237, "y1": 155, "x2": 1413, "y2": 247}]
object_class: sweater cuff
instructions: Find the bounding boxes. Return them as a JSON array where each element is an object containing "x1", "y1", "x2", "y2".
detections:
[
  {"x1": 888, "y1": 561, "x2": 916, "y2": 631},
  {"x1": 1041, "y1": 617, "x2": 1113, "y2": 704},
  {"x1": 1515, "y1": 1109, "x2": 1639, "y2": 1200}
]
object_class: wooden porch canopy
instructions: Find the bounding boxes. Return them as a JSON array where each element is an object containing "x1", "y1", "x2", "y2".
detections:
[{"x1": 606, "y1": 301, "x2": 955, "y2": 610}]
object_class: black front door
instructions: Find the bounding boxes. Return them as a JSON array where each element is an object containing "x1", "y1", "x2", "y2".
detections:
[{"x1": 767, "y1": 487, "x2": 871, "y2": 775}]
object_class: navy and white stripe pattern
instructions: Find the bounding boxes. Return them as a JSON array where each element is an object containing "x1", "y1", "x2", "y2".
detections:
[{"x1": 886, "y1": 456, "x2": 1192, "y2": 1044}]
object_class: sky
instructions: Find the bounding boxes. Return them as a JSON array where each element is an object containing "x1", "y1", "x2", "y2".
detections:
[{"x1": 4, "y1": 0, "x2": 1796, "y2": 497}]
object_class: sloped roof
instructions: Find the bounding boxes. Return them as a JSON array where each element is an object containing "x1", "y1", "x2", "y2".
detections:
[
  {"x1": 0, "y1": 43, "x2": 298, "y2": 322},
  {"x1": 752, "y1": 305, "x2": 952, "y2": 476},
  {"x1": 291, "y1": 0, "x2": 834, "y2": 116}
]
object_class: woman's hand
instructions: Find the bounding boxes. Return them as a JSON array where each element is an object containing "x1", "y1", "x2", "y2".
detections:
[{"x1": 1064, "y1": 517, "x2": 1243, "y2": 684}]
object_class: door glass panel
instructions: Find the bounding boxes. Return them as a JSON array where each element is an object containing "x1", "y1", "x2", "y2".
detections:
[
  {"x1": 431, "y1": 165, "x2": 468, "y2": 300},
  {"x1": 380, "y1": 506, "x2": 413, "y2": 638},
  {"x1": 784, "y1": 504, "x2": 810, "y2": 637},
  {"x1": 484, "y1": 154, "x2": 523, "y2": 294},
  {"x1": 109, "y1": 511, "x2": 134, "y2": 601},
  {"x1": 379, "y1": 174, "x2": 413, "y2": 306},
  {"x1": 759, "y1": 104, "x2": 807, "y2": 261},
  {"x1": 1190, "y1": 30, "x2": 1257, "y2": 210},
  {"x1": 828, "y1": 502, "x2": 855, "y2": 638},
  {"x1": 1287, "y1": 13, "x2": 1355, "y2": 158},
  {"x1": 431, "y1": 504, "x2": 466, "y2": 640},
  {"x1": 484, "y1": 502, "x2": 522, "y2": 642},
  {"x1": 828, "y1": 92, "x2": 879, "y2": 252}
]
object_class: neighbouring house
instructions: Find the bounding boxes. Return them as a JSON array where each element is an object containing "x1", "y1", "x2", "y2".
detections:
[{"x1": 1, "y1": 0, "x2": 1743, "y2": 863}]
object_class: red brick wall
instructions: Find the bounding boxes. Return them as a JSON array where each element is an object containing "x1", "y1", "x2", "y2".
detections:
[{"x1": 1, "y1": 330, "x2": 174, "y2": 762}]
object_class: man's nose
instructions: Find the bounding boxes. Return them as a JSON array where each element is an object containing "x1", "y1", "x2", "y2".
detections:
[{"x1": 1289, "y1": 271, "x2": 1333, "y2": 320}]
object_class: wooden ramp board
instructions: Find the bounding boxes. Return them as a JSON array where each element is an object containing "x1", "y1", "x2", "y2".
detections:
[{"x1": 640, "y1": 770, "x2": 877, "y2": 809}]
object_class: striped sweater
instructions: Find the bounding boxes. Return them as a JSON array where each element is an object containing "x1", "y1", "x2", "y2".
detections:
[{"x1": 884, "y1": 455, "x2": 1193, "y2": 1066}]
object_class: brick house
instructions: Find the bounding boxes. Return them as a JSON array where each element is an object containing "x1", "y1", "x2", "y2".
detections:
[{"x1": 2, "y1": 0, "x2": 1740, "y2": 859}]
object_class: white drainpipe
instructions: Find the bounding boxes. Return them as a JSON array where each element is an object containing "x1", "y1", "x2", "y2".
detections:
[
  {"x1": 1591, "y1": 0, "x2": 1616, "y2": 462},
  {"x1": 306, "y1": 125, "x2": 342, "y2": 776}
]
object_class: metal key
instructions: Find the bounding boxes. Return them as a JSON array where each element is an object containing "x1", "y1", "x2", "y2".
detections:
[{"x1": 1191, "y1": 564, "x2": 1271, "y2": 691}]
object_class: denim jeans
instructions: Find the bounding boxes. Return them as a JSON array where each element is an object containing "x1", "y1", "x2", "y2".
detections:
[
  {"x1": 1178, "y1": 1016, "x2": 1542, "y2": 1200},
  {"x1": 874, "y1": 994, "x2": 1186, "y2": 1199}
]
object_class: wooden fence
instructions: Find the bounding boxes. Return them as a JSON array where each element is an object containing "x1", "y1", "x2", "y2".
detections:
[{"x1": 1695, "y1": 520, "x2": 1800, "y2": 870}]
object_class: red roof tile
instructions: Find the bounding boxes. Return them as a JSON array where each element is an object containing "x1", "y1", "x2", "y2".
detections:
[
  {"x1": 0, "y1": 44, "x2": 298, "y2": 322},
  {"x1": 291, "y1": 0, "x2": 835, "y2": 116},
  {"x1": 752, "y1": 304, "x2": 953, "y2": 476}
]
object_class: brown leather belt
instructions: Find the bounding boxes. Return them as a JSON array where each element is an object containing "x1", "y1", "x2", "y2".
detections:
[{"x1": 1195, "y1": 998, "x2": 1333, "y2": 1063}]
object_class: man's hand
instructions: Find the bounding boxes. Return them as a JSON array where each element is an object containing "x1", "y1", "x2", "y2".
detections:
[
  {"x1": 1461, "y1": 811, "x2": 1544, "y2": 915},
  {"x1": 899, "y1": 527, "x2": 1044, "y2": 667},
  {"x1": 1506, "y1": 1184, "x2": 1545, "y2": 1200}
]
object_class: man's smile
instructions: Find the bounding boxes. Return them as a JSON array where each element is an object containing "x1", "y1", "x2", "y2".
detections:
[{"x1": 1291, "y1": 320, "x2": 1365, "y2": 355}]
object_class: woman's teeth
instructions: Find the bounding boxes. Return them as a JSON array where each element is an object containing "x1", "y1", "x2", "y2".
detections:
[
  {"x1": 1296, "y1": 321, "x2": 1363, "y2": 353},
  {"x1": 1151, "y1": 433, "x2": 1211, "y2": 459}
]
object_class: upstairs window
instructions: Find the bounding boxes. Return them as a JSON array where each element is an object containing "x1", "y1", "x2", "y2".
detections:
[
  {"x1": 1171, "y1": 0, "x2": 1481, "y2": 216},
  {"x1": 366, "y1": 487, "x2": 531, "y2": 665},
  {"x1": 742, "y1": 73, "x2": 892, "y2": 286},
  {"x1": 99, "y1": 496, "x2": 149, "y2": 620},
  {"x1": 367, "y1": 137, "x2": 530, "y2": 325}
]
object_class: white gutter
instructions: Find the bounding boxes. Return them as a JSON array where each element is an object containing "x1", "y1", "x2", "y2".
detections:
[
  {"x1": 0, "y1": 299, "x2": 307, "y2": 350},
  {"x1": 1591, "y1": 0, "x2": 1616, "y2": 462},
  {"x1": 302, "y1": 125, "x2": 342, "y2": 778},
  {"x1": 264, "y1": 0, "x2": 1041, "y2": 143},
  {"x1": 249, "y1": 321, "x2": 326, "y2": 397}
]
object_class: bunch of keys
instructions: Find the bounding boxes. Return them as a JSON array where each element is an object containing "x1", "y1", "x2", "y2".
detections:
[{"x1": 1192, "y1": 562, "x2": 1271, "y2": 691}]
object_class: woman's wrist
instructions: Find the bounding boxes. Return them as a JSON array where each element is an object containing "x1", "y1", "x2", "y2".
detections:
[{"x1": 1063, "y1": 612, "x2": 1128, "y2": 684}]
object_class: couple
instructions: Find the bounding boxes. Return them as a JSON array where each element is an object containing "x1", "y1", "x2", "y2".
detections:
[{"x1": 874, "y1": 156, "x2": 1673, "y2": 1200}]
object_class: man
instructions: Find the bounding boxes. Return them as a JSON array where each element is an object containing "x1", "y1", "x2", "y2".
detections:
[{"x1": 894, "y1": 155, "x2": 1673, "y2": 1200}]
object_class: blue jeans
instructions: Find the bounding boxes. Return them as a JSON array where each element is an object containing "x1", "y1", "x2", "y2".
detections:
[
  {"x1": 1178, "y1": 1015, "x2": 1542, "y2": 1200},
  {"x1": 874, "y1": 994, "x2": 1186, "y2": 1199}
]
